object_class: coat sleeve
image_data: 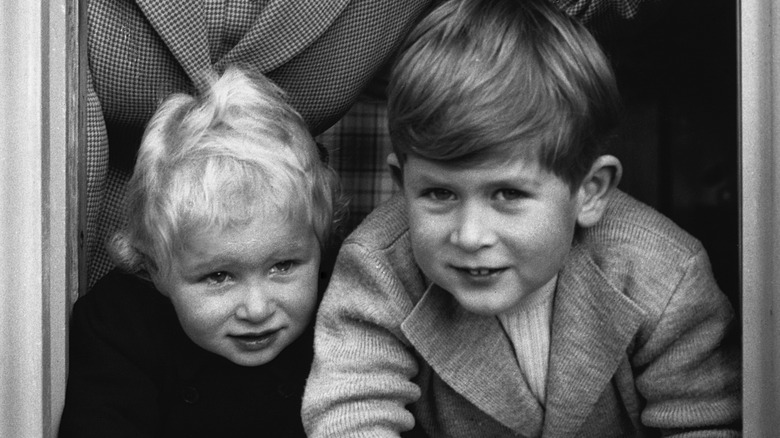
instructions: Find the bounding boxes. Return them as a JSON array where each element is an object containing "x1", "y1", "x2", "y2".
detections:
[
  {"x1": 302, "y1": 241, "x2": 422, "y2": 437},
  {"x1": 84, "y1": 66, "x2": 111, "y2": 287},
  {"x1": 632, "y1": 248, "x2": 741, "y2": 436},
  {"x1": 58, "y1": 279, "x2": 162, "y2": 438}
]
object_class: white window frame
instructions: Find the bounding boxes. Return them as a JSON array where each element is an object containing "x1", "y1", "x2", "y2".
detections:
[
  {"x1": 0, "y1": 1, "x2": 83, "y2": 436},
  {"x1": 740, "y1": 0, "x2": 780, "y2": 434}
]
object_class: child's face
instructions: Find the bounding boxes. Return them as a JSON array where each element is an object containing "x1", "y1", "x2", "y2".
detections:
[
  {"x1": 399, "y1": 154, "x2": 587, "y2": 316},
  {"x1": 152, "y1": 212, "x2": 320, "y2": 366}
]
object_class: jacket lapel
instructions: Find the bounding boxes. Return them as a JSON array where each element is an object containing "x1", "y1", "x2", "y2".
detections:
[
  {"x1": 135, "y1": 0, "x2": 212, "y2": 90},
  {"x1": 542, "y1": 244, "x2": 645, "y2": 437},
  {"x1": 402, "y1": 284, "x2": 544, "y2": 437},
  {"x1": 219, "y1": 0, "x2": 351, "y2": 72}
]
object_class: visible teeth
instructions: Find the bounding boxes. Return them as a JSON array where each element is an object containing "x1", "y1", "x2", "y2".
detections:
[{"x1": 469, "y1": 268, "x2": 491, "y2": 276}]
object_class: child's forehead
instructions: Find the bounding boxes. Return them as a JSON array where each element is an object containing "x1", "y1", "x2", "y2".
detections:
[
  {"x1": 405, "y1": 150, "x2": 548, "y2": 178},
  {"x1": 184, "y1": 200, "x2": 296, "y2": 231},
  {"x1": 166, "y1": 213, "x2": 318, "y2": 276},
  {"x1": 175, "y1": 207, "x2": 310, "y2": 252}
]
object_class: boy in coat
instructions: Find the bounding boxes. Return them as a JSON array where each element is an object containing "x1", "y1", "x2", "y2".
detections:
[{"x1": 302, "y1": 0, "x2": 741, "y2": 436}]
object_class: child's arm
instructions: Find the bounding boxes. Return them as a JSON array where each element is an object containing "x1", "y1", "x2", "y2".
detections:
[
  {"x1": 632, "y1": 248, "x2": 741, "y2": 435},
  {"x1": 303, "y1": 241, "x2": 422, "y2": 437}
]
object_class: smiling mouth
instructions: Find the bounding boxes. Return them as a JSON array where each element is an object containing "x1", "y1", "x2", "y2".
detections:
[
  {"x1": 455, "y1": 267, "x2": 506, "y2": 277},
  {"x1": 229, "y1": 329, "x2": 280, "y2": 351}
]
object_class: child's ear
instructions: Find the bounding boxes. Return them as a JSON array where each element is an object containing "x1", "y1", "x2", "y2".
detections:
[
  {"x1": 576, "y1": 155, "x2": 622, "y2": 228},
  {"x1": 387, "y1": 153, "x2": 404, "y2": 189}
]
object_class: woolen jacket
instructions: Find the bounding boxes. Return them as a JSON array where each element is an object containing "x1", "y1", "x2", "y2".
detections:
[{"x1": 303, "y1": 190, "x2": 741, "y2": 437}]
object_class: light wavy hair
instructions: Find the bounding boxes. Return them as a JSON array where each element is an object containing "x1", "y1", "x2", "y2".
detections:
[
  {"x1": 388, "y1": 0, "x2": 621, "y2": 190},
  {"x1": 109, "y1": 66, "x2": 340, "y2": 278}
]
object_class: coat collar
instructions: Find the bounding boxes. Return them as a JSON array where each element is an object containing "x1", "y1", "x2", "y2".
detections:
[
  {"x1": 217, "y1": 0, "x2": 351, "y2": 73},
  {"x1": 402, "y1": 285, "x2": 544, "y2": 437},
  {"x1": 135, "y1": 0, "x2": 351, "y2": 90},
  {"x1": 134, "y1": 0, "x2": 211, "y2": 90},
  {"x1": 542, "y1": 243, "x2": 645, "y2": 437},
  {"x1": 402, "y1": 243, "x2": 645, "y2": 437}
]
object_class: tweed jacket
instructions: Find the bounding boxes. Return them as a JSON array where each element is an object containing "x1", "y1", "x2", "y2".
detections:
[
  {"x1": 302, "y1": 190, "x2": 741, "y2": 437},
  {"x1": 83, "y1": 0, "x2": 436, "y2": 287},
  {"x1": 59, "y1": 269, "x2": 315, "y2": 437}
]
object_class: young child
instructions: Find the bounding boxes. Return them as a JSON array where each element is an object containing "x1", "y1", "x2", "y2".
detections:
[
  {"x1": 59, "y1": 66, "x2": 340, "y2": 437},
  {"x1": 302, "y1": 0, "x2": 741, "y2": 436}
]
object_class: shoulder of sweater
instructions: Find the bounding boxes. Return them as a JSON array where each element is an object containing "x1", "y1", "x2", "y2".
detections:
[
  {"x1": 343, "y1": 194, "x2": 411, "y2": 253},
  {"x1": 576, "y1": 190, "x2": 718, "y2": 317},
  {"x1": 585, "y1": 189, "x2": 705, "y2": 260},
  {"x1": 331, "y1": 195, "x2": 427, "y2": 307}
]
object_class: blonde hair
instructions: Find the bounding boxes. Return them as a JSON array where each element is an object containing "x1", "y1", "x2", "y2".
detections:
[{"x1": 109, "y1": 66, "x2": 340, "y2": 278}]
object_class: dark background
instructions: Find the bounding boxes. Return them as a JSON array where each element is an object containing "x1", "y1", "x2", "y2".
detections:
[{"x1": 601, "y1": 0, "x2": 739, "y2": 308}]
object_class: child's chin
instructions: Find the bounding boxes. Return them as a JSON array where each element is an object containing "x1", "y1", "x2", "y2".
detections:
[
  {"x1": 451, "y1": 291, "x2": 519, "y2": 316},
  {"x1": 453, "y1": 296, "x2": 504, "y2": 316},
  {"x1": 212, "y1": 344, "x2": 283, "y2": 367},
  {"x1": 227, "y1": 352, "x2": 279, "y2": 367}
]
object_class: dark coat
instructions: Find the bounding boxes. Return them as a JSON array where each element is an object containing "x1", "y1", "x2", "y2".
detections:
[{"x1": 59, "y1": 270, "x2": 314, "y2": 438}]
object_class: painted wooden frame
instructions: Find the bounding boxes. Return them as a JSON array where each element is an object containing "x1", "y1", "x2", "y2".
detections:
[
  {"x1": 0, "y1": 1, "x2": 83, "y2": 436},
  {"x1": 740, "y1": 0, "x2": 779, "y2": 434}
]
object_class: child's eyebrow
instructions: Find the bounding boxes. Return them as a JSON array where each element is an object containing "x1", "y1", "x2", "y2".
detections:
[
  {"x1": 180, "y1": 237, "x2": 311, "y2": 270},
  {"x1": 180, "y1": 254, "x2": 235, "y2": 273},
  {"x1": 408, "y1": 172, "x2": 445, "y2": 186},
  {"x1": 487, "y1": 175, "x2": 542, "y2": 189},
  {"x1": 411, "y1": 170, "x2": 543, "y2": 188}
]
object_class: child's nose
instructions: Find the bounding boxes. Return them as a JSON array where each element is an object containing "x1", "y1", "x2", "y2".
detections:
[
  {"x1": 235, "y1": 283, "x2": 274, "y2": 322},
  {"x1": 449, "y1": 204, "x2": 496, "y2": 251}
]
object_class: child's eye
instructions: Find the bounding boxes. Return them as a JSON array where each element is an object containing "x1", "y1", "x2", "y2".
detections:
[
  {"x1": 203, "y1": 271, "x2": 231, "y2": 285},
  {"x1": 495, "y1": 188, "x2": 528, "y2": 201},
  {"x1": 270, "y1": 260, "x2": 295, "y2": 274},
  {"x1": 423, "y1": 188, "x2": 456, "y2": 201}
]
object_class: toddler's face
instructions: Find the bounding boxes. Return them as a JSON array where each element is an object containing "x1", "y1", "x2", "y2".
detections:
[
  {"x1": 153, "y1": 212, "x2": 320, "y2": 366},
  {"x1": 400, "y1": 154, "x2": 586, "y2": 315}
]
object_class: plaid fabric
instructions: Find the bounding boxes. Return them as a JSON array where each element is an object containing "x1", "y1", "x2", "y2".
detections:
[
  {"x1": 85, "y1": 0, "x2": 435, "y2": 288},
  {"x1": 316, "y1": 96, "x2": 398, "y2": 233}
]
